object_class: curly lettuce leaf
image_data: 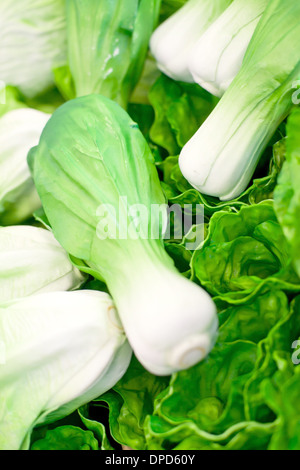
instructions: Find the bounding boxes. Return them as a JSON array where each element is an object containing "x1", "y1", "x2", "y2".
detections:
[
  {"x1": 143, "y1": 293, "x2": 300, "y2": 450},
  {"x1": 264, "y1": 359, "x2": 300, "y2": 450},
  {"x1": 191, "y1": 201, "x2": 300, "y2": 303},
  {"x1": 99, "y1": 289, "x2": 292, "y2": 450},
  {"x1": 149, "y1": 74, "x2": 218, "y2": 155},
  {"x1": 31, "y1": 426, "x2": 99, "y2": 450},
  {"x1": 78, "y1": 405, "x2": 115, "y2": 450},
  {"x1": 95, "y1": 195, "x2": 300, "y2": 450},
  {"x1": 85, "y1": 356, "x2": 169, "y2": 450}
]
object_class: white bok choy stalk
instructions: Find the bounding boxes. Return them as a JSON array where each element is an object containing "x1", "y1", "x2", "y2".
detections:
[
  {"x1": 179, "y1": 0, "x2": 300, "y2": 201},
  {"x1": 0, "y1": 225, "x2": 87, "y2": 304},
  {"x1": 0, "y1": 290, "x2": 132, "y2": 450},
  {"x1": 28, "y1": 94, "x2": 219, "y2": 377},
  {"x1": 0, "y1": 108, "x2": 51, "y2": 225},
  {"x1": 188, "y1": 0, "x2": 270, "y2": 97},
  {"x1": 0, "y1": 0, "x2": 67, "y2": 98},
  {"x1": 150, "y1": 0, "x2": 233, "y2": 83}
]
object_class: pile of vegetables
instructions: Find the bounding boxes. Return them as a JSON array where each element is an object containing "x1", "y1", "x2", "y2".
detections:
[{"x1": 0, "y1": 0, "x2": 300, "y2": 451}]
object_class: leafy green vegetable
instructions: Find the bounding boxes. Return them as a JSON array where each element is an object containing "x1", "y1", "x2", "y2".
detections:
[
  {"x1": 264, "y1": 358, "x2": 300, "y2": 450},
  {"x1": 84, "y1": 355, "x2": 169, "y2": 450},
  {"x1": 191, "y1": 201, "x2": 300, "y2": 304},
  {"x1": 29, "y1": 94, "x2": 218, "y2": 376},
  {"x1": 0, "y1": 290, "x2": 131, "y2": 450},
  {"x1": 157, "y1": 133, "x2": 285, "y2": 214},
  {"x1": 148, "y1": 74, "x2": 218, "y2": 156},
  {"x1": 274, "y1": 107, "x2": 300, "y2": 278},
  {"x1": 59, "y1": 0, "x2": 161, "y2": 108},
  {"x1": 0, "y1": 0, "x2": 299, "y2": 452},
  {"x1": 217, "y1": 289, "x2": 288, "y2": 344},
  {"x1": 150, "y1": 0, "x2": 233, "y2": 83},
  {"x1": 31, "y1": 426, "x2": 99, "y2": 450},
  {"x1": 0, "y1": 108, "x2": 50, "y2": 225},
  {"x1": 0, "y1": 0, "x2": 67, "y2": 98},
  {"x1": 179, "y1": 0, "x2": 300, "y2": 201},
  {"x1": 105, "y1": 292, "x2": 300, "y2": 450},
  {"x1": 94, "y1": 197, "x2": 300, "y2": 450},
  {"x1": 189, "y1": 0, "x2": 269, "y2": 97},
  {"x1": 78, "y1": 405, "x2": 115, "y2": 450},
  {"x1": 158, "y1": 0, "x2": 189, "y2": 23},
  {"x1": 129, "y1": 55, "x2": 161, "y2": 106},
  {"x1": 0, "y1": 225, "x2": 86, "y2": 304},
  {"x1": 0, "y1": 86, "x2": 26, "y2": 118}
]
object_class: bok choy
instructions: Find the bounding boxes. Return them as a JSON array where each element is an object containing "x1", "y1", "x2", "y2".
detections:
[
  {"x1": 188, "y1": 0, "x2": 269, "y2": 97},
  {"x1": 179, "y1": 0, "x2": 300, "y2": 201},
  {"x1": 0, "y1": 108, "x2": 50, "y2": 225},
  {"x1": 28, "y1": 94, "x2": 218, "y2": 376},
  {"x1": 0, "y1": 225, "x2": 86, "y2": 304},
  {"x1": 62, "y1": 0, "x2": 161, "y2": 108},
  {"x1": 0, "y1": 0, "x2": 67, "y2": 98},
  {"x1": 0, "y1": 290, "x2": 131, "y2": 450},
  {"x1": 150, "y1": 0, "x2": 233, "y2": 83}
]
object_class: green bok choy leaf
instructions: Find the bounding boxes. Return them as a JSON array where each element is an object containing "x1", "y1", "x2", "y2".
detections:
[{"x1": 62, "y1": 0, "x2": 161, "y2": 108}]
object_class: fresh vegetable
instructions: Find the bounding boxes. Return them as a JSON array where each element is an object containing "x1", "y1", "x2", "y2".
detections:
[
  {"x1": 0, "y1": 225, "x2": 86, "y2": 304},
  {"x1": 0, "y1": 0, "x2": 67, "y2": 98},
  {"x1": 0, "y1": 290, "x2": 132, "y2": 450},
  {"x1": 59, "y1": 0, "x2": 161, "y2": 108},
  {"x1": 28, "y1": 94, "x2": 218, "y2": 377},
  {"x1": 274, "y1": 107, "x2": 300, "y2": 279},
  {"x1": 31, "y1": 426, "x2": 100, "y2": 450},
  {"x1": 87, "y1": 206, "x2": 300, "y2": 451},
  {"x1": 191, "y1": 201, "x2": 300, "y2": 304},
  {"x1": 150, "y1": 0, "x2": 233, "y2": 83},
  {"x1": 0, "y1": 108, "x2": 50, "y2": 225},
  {"x1": 143, "y1": 293, "x2": 300, "y2": 450},
  {"x1": 179, "y1": 0, "x2": 300, "y2": 201},
  {"x1": 148, "y1": 74, "x2": 218, "y2": 155},
  {"x1": 188, "y1": 0, "x2": 269, "y2": 97},
  {"x1": 0, "y1": 0, "x2": 299, "y2": 452}
]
